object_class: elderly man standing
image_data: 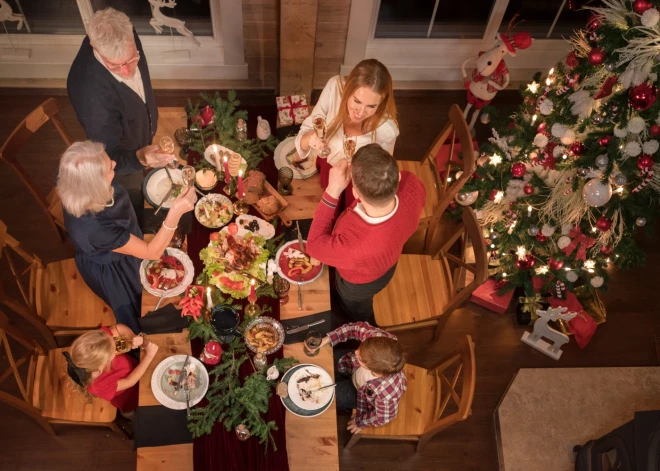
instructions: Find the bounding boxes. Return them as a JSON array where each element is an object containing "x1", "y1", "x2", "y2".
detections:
[{"x1": 67, "y1": 7, "x2": 173, "y2": 217}]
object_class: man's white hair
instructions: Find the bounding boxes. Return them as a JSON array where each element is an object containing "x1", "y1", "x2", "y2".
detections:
[
  {"x1": 88, "y1": 7, "x2": 135, "y2": 60},
  {"x1": 57, "y1": 141, "x2": 114, "y2": 218}
]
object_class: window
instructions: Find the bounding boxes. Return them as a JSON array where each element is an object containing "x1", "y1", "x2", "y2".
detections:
[
  {"x1": 500, "y1": 0, "x2": 591, "y2": 39},
  {"x1": 375, "y1": 0, "x2": 496, "y2": 39},
  {"x1": 3, "y1": 0, "x2": 86, "y2": 35}
]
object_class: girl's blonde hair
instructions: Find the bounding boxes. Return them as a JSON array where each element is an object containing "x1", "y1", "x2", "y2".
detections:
[
  {"x1": 326, "y1": 59, "x2": 397, "y2": 141},
  {"x1": 70, "y1": 330, "x2": 115, "y2": 393},
  {"x1": 57, "y1": 141, "x2": 113, "y2": 218}
]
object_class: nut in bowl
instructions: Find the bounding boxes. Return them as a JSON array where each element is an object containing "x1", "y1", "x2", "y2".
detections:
[{"x1": 244, "y1": 316, "x2": 285, "y2": 355}]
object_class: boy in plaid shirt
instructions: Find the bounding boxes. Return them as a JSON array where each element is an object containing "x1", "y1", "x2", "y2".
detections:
[{"x1": 312, "y1": 322, "x2": 406, "y2": 433}]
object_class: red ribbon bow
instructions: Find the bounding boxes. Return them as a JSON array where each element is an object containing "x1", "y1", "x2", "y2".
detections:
[
  {"x1": 277, "y1": 96, "x2": 306, "y2": 123},
  {"x1": 561, "y1": 227, "x2": 595, "y2": 261}
]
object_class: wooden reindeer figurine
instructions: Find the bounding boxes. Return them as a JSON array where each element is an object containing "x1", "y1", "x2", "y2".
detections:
[
  {"x1": 148, "y1": 0, "x2": 200, "y2": 47},
  {"x1": 0, "y1": 0, "x2": 24, "y2": 31},
  {"x1": 461, "y1": 30, "x2": 532, "y2": 132},
  {"x1": 521, "y1": 305, "x2": 577, "y2": 360}
]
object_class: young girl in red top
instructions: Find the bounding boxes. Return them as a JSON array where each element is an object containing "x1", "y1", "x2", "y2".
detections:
[{"x1": 64, "y1": 324, "x2": 158, "y2": 413}]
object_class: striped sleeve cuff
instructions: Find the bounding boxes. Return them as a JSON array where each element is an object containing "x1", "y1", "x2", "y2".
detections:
[{"x1": 321, "y1": 191, "x2": 339, "y2": 209}]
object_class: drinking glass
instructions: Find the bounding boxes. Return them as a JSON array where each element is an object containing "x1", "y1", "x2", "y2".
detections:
[
  {"x1": 312, "y1": 115, "x2": 331, "y2": 157},
  {"x1": 343, "y1": 135, "x2": 357, "y2": 162},
  {"x1": 277, "y1": 167, "x2": 294, "y2": 196},
  {"x1": 273, "y1": 274, "x2": 290, "y2": 305},
  {"x1": 160, "y1": 136, "x2": 178, "y2": 169},
  {"x1": 174, "y1": 127, "x2": 191, "y2": 159},
  {"x1": 303, "y1": 331, "x2": 322, "y2": 357},
  {"x1": 114, "y1": 336, "x2": 132, "y2": 354},
  {"x1": 181, "y1": 165, "x2": 195, "y2": 189}
]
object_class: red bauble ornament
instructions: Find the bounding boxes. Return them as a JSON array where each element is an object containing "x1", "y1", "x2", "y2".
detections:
[
  {"x1": 200, "y1": 105, "x2": 215, "y2": 126},
  {"x1": 566, "y1": 50, "x2": 580, "y2": 69},
  {"x1": 507, "y1": 121, "x2": 516, "y2": 129},
  {"x1": 523, "y1": 184, "x2": 534, "y2": 195},
  {"x1": 548, "y1": 257, "x2": 564, "y2": 271},
  {"x1": 600, "y1": 245, "x2": 614, "y2": 256},
  {"x1": 629, "y1": 82, "x2": 658, "y2": 111},
  {"x1": 488, "y1": 189, "x2": 499, "y2": 201},
  {"x1": 537, "y1": 122, "x2": 547, "y2": 135},
  {"x1": 569, "y1": 141, "x2": 586, "y2": 157},
  {"x1": 588, "y1": 48, "x2": 606, "y2": 66},
  {"x1": 448, "y1": 200, "x2": 458, "y2": 209},
  {"x1": 633, "y1": 0, "x2": 654, "y2": 15},
  {"x1": 596, "y1": 216, "x2": 613, "y2": 232},
  {"x1": 471, "y1": 172, "x2": 479, "y2": 180},
  {"x1": 586, "y1": 13, "x2": 604, "y2": 31},
  {"x1": 599, "y1": 135, "x2": 612, "y2": 147},
  {"x1": 200, "y1": 340, "x2": 222, "y2": 366},
  {"x1": 545, "y1": 141, "x2": 557, "y2": 155},
  {"x1": 516, "y1": 254, "x2": 536, "y2": 270},
  {"x1": 536, "y1": 233, "x2": 548, "y2": 242},
  {"x1": 637, "y1": 154, "x2": 654, "y2": 170},
  {"x1": 511, "y1": 162, "x2": 526, "y2": 178},
  {"x1": 650, "y1": 124, "x2": 660, "y2": 136}
]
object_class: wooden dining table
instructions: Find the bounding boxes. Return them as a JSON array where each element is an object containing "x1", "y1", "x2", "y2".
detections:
[{"x1": 135, "y1": 108, "x2": 339, "y2": 471}]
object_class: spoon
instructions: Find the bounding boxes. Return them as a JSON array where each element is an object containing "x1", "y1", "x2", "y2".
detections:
[{"x1": 155, "y1": 287, "x2": 168, "y2": 310}]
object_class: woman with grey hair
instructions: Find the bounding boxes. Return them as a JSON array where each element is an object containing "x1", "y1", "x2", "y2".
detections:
[{"x1": 58, "y1": 141, "x2": 195, "y2": 333}]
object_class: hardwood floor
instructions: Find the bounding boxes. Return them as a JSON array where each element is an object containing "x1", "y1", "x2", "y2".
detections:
[{"x1": 1, "y1": 89, "x2": 659, "y2": 471}]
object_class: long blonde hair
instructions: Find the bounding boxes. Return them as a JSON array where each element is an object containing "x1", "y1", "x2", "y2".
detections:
[
  {"x1": 69, "y1": 330, "x2": 115, "y2": 396},
  {"x1": 326, "y1": 59, "x2": 397, "y2": 141},
  {"x1": 57, "y1": 141, "x2": 114, "y2": 218}
]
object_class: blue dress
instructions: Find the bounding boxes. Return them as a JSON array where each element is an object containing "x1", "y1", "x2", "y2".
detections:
[{"x1": 63, "y1": 183, "x2": 143, "y2": 333}]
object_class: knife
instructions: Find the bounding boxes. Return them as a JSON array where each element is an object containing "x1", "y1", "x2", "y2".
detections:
[
  {"x1": 296, "y1": 221, "x2": 306, "y2": 254},
  {"x1": 176, "y1": 355, "x2": 191, "y2": 392},
  {"x1": 164, "y1": 166, "x2": 174, "y2": 183},
  {"x1": 154, "y1": 184, "x2": 176, "y2": 215},
  {"x1": 286, "y1": 319, "x2": 325, "y2": 334}
]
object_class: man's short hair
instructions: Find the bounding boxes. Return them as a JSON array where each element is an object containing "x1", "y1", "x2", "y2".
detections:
[
  {"x1": 88, "y1": 8, "x2": 134, "y2": 60},
  {"x1": 351, "y1": 143, "x2": 399, "y2": 205}
]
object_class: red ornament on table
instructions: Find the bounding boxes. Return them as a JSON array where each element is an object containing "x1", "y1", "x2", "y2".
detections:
[
  {"x1": 511, "y1": 162, "x2": 526, "y2": 177},
  {"x1": 587, "y1": 13, "x2": 604, "y2": 31},
  {"x1": 629, "y1": 82, "x2": 658, "y2": 111},
  {"x1": 596, "y1": 216, "x2": 613, "y2": 232},
  {"x1": 200, "y1": 340, "x2": 222, "y2": 366},
  {"x1": 637, "y1": 154, "x2": 654, "y2": 170},
  {"x1": 566, "y1": 50, "x2": 580, "y2": 68},
  {"x1": 599, "y1": 135, "x2": 612, "y2": 147},
  {"x1": 536, "y1": 233, "x2": 548, "y2": 242},
  {"x1": 633, "y1": 0, "x2": 654, "y2": 15},
  {"x1": 600, "y1": 245, "x2": 614, "y2": 256},
  {"x1": 569, "y1": 141, "x2": 586, "y2": 157},
  {"x1": 651, "y1": 124, "x2": 660, "y2": 136},
  {"x1": 549, "y1": 257, "x2": 564, "y2": 271},
  {"x1": 516, "y1": 254, "x2": 536, "y2": 270},
  {"x1": 523, "y1": 184, "x2": 534, "y2": 195},
  {"x1": 588, "y1": 48, "x2": 606, "y2": 66},
  {"x1": 200, "y1": 105, "x2": 215, "y2": 127}
]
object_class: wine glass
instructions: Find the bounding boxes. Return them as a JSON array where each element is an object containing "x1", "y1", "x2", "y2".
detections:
[
  {"x1": 312, "y1": 115, "x2": 331, "y2": 157},
  {"x1": 277, "y1": 167, "x2": 294, "y2": 196},
  {"x1": 181, "y1": 165, "x2": 195, "y2": 189},
  {"x1": 303, "y1": 331, "x2": 322, "y2": 357},
  {"x1": 273, "y1": 274, "x2": 290, "y2": 305},
  {"x1": 343, "y1": 135, "x2": 357, "y2": 163},
  {"x1": 159, "y1": 136, "x2": 178, "y2": 169},
  {"x1": 174, "y1": 127, "x2": 191, "y2": 159}
]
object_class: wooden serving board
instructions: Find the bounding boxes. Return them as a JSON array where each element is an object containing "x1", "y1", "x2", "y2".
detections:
[{"x1": 251, "y1": 181, "x2": 292, "y2": 227}]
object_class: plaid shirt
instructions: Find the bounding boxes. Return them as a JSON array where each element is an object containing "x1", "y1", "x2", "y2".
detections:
[{"x1": 327, "y1": 322, "x2": 407, "y2": 429}]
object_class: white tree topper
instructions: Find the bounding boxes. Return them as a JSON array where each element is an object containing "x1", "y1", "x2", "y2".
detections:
[{"x1": 148, "y1": 0, "x2": 200, "y2": 47}]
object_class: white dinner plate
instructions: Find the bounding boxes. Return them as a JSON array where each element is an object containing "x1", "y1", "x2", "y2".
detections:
[
  {"x1": 151, "y1": 355, "x2": 209, "y2": 410},
  {"x1": 286, "y1": 364, "x2": 334, "y2": 411},
  {"x1": 144, "y1": 168, "x2": 183, "y2": 209},
  {"x1": 139, "y1": 248, "x2": 194, "y2": 298},
  {"x1": 219, "y1": 214, "x2": 275, "y2": 240},
  {"x1": 273, "y1": 137, "x2": 317, "y2": 180}
]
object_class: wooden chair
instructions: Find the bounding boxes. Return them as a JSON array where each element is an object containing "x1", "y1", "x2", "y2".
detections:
[
  {"x1": 346, "y1": 335, "x2": 476, "y2": 451},
  {"x1": 0, "y1": 309, "x2": 122, "y2": 436},
  {"x1": 398, "y1": 104, "x2": 476, "y2": 254},
  {"x1": 0, "y1": 220, "x2": 115, "y2": 348},
  {"x1": 373, "y1": 207, "x2": 487, "y2": 340},
  {"x1": 0, "y1": 98, "x2": 73, "y2": 243}
]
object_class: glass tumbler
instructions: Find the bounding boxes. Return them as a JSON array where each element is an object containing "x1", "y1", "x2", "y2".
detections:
[{"x1": 277, "y1": 167, "x2": 294, "y2": 196}]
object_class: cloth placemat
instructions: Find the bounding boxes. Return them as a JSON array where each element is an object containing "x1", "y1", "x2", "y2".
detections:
[
  {"x1": 138, "y1": 303, "x2": 189, "y2": 335},
  {"x1": 281, "y1": 310, "x2": 333, "y2": 345},
  {"x1": 133, "y1": 405, "x2": 193, "y2": 449},
  {"x1": 142, "y1": 210, "x2": 193, "y2": 235}
]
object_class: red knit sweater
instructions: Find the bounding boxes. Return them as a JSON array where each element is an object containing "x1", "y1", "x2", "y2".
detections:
[{"x1": 307, "y1": 171, "x2": 426, "y2": 284}]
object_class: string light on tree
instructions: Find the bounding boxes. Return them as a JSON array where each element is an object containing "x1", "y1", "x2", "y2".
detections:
[
  {"x1": 516, "y1": 246, "x2": 528, "y2": 260},
  {"x1": 489, "y1": 154, "x2": 503, "y2": 166}
]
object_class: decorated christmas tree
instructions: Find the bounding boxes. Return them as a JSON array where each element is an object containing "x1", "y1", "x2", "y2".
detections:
[{"x1": 457, "y1": 0, "x2": 660, "y2": 300}]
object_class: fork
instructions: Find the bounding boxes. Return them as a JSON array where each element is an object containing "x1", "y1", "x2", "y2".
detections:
[{"x1": 184, "y1": 381, "x2": 191, "y2": 416}]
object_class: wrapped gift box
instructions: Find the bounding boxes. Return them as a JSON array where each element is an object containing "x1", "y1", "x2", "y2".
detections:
[
  {"x1": 276, "y1": 94, "x2": 309, "y2": 127},
  {"x1": 469, "y1": 278, "x2": 514, "y2": 314}
]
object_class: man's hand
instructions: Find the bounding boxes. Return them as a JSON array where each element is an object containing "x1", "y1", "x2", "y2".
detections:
[
  {"x1": 138, "y1": 144, "x2": 176, "y2": 169},
  {"x1": 347, "y1": 419, "x2": 361, "y2": 434},
  {"x1": 326, "y1": 159, "x2": 351, "y2": 199}
]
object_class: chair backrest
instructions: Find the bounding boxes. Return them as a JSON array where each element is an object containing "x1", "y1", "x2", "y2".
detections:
[
  {"x1": 0, "y1": 220, "x2": 56, "y2": 349},
  {"x1": 0, "y1": 98, "x2": 73, "y2": 241},
  {"x1": 422, "y1": 334, "x2": 476, "y2": 438},
  {"x1": 423, "y1": 104, "x2": 476, "y2": 252}
]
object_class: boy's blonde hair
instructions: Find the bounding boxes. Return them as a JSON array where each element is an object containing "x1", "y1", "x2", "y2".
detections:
[
  {"x1": 359, "y1": 336, "x2": 405, "y2": 376},
  {"x1": 70, "y1": 330, "x2": 115, "y2": 389}
]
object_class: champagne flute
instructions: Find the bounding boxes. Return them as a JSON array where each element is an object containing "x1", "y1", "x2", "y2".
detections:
[
  {"x1": 312, "y1": 115, "x2": 331, "y2": 157},
  {"x1": 160, "y1": 136, "x2": 178, "y2": 169},
  {"x1": 343, "y1": 135, "x2": 357, "y2": 163},
  {"x1": 181, "y1": 165, "x2": 195, "y2": 189}
]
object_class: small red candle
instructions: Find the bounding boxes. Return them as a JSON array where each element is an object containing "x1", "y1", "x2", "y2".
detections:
[
  {"x1": 238, "y1": 169, "x2": 244, "y2": 198},
  {"x1": 223, "y1": 155, "x2": 230, "y2": 183},
  {"x1": 249, "y1": 278, "x2": 256, "y2": 304}
]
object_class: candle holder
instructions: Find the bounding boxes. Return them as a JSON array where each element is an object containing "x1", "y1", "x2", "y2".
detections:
[
  {"x1": 223, "y1": 179, "x2": 232, "y2": 197},
  {"x1": 244, "y1": 300, "x2": 259, "y2": 316},
  {"x1": 233, "y1": 194, "x2": 250, "y2": 215}
]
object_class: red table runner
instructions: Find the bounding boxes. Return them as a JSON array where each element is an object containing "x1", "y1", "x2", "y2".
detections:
[{"x1": 186, "y1": 105, "x2": 290, "y2": 471}]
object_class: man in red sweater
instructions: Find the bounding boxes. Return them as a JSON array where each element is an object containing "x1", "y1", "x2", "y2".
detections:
[{"x1": 306, "y1": 144, "x2": 426, "y2": 324}]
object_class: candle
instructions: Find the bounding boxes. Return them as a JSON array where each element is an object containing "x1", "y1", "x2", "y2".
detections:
[
  {"x1": 206, "y1": 287, "x2": 213, "y2": 309},
  {"x1": 527, "y1": 205, "x2": 532, "y2": 217},
  {"x1": 223, "y1": 155, "x2": 230, "y2": 183},
  {"x1": 238, "y1": 169, "x2": 244, "y2": 198},
  {"x1": 249, "y1": 278, "x2": 256, "y2": 304}
]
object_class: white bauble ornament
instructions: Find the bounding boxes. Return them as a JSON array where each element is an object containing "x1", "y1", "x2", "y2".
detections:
[
  {"x1": 595, "y1": 154, "x2": 609, "y2": 169},
  {"x1": 455, "y1": 190, "x2": 479, "y2": 206},
  {"x1": 582, "y1": 178, "x2": 613, "y2": 207},
  {"x1": 566, "y1": 271, "x2": 579, "y2": 283},
  {"x1": 590, "y1": 276, "x2": 604, "y2": 288},
  {"x1": 636, "y1": 217, "x2": 647, "y2": 226},
  {"x1": 643, "y1": 140, "x2": 659, "y2": 155},
  {"x1": 625, "y1": 141, "x2": 642, "y2": 157},
  {"x1": 480, "y1": 113, "x2": 491, "y2": 124},
  {"x1": 534, "y1": 133, "x2": 549, "y2": 148},
  {"x1": 627, "y1": 116, "x2": 646, "y2": 134},
  {"x1": 641, "y1": 8, "x2": 660, "y2": 27},
  {"x1": 560, "y1": 129, "x2": 576, "y2": 145},
  {"x1": 561, "y1": 224, "x2": 573, "y2": 235},
  {"x1": 540, "y1": 99, "x2": 554, "y2": 115},
  {"x1": 541, "y1": 224, "x2": 556, "y2": 237},
  {"x1": 553, "y1": 145, "x2": 567, "y2": 158},
  {"x1": 557, "y1": 236, "x2": 572, "y2": 249},
  {"x1": 613, "y1": 125, "x2": 628, "y2": 138},
  {"x1": 551, "y1": 123, "x2": 567, "y2": 138}
]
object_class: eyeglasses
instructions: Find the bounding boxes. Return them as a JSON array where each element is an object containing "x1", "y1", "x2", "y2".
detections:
[{"x1": 106, "y1": 51, "x2": 140, "y2": 72}]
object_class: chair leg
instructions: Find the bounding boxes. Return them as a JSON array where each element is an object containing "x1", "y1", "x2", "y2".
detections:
[
  {"x1": 416, "y1": 436, "x2": 429, "y2": 453},
  {"x1": 345, "y1": 433, "x2": 362, "y2": 450},
  {"x1": 108, "y1": 420, "x2": 129, "y2": 439},
  {"x1": 36, "y1": 417, "x2": 56, "y2": 436},
  {"x1": 431, "y1": 311, "x2": 454, "y2": 343}
]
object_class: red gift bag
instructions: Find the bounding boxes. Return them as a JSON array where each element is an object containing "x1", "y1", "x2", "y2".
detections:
[{"x1": 547, "y1": 292, "x2": 597, "y2": 349}]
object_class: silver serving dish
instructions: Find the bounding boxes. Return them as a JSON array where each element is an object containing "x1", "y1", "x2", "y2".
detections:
[{"x1": 244, "y1": 316, "x2": 285, "y2": 355}]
